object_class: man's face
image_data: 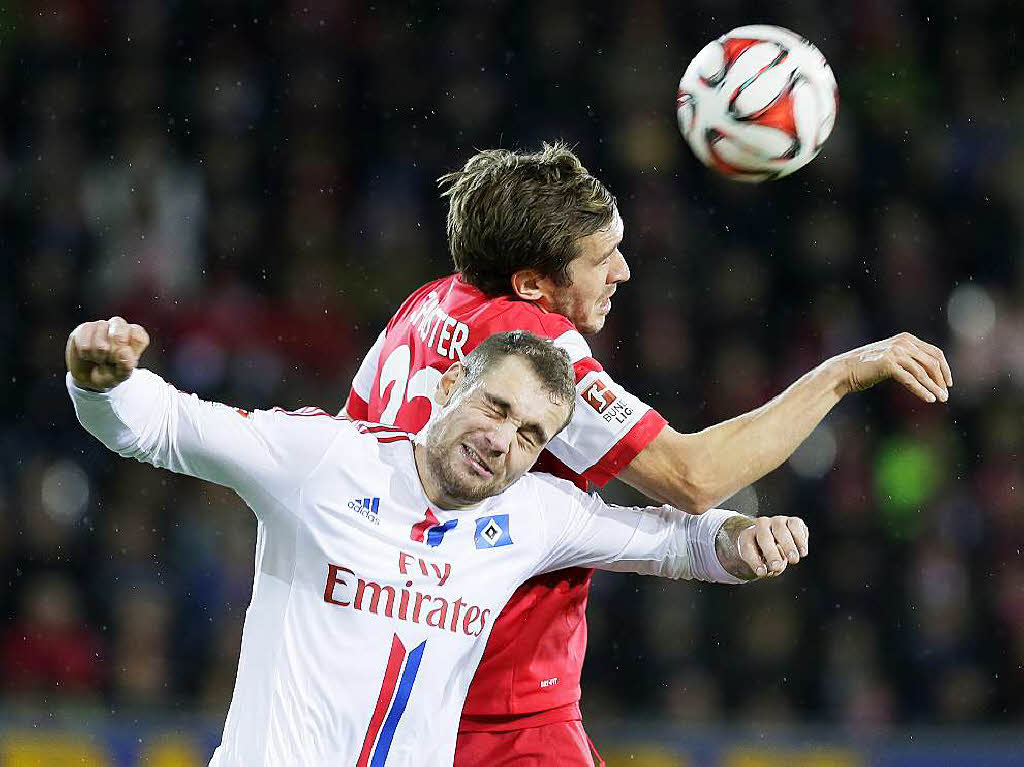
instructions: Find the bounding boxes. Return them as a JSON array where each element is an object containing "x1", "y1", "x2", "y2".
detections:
[
  {"x1": 422, "y1": 356, "x2": 570, "y2": 507},
  {"x1": 547, "y1": 209, "x2": 630, "y2": 335}
]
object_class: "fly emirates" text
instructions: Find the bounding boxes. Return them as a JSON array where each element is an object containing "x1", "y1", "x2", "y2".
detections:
[{"x1": 323, "y1": 551, "x2": 491, "y2": 637}]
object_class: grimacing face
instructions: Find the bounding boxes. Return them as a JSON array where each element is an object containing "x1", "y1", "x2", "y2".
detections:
[
  {"x1": 547, "y1": 209, "x2": 630, "y2": 335},
  {"x1": 421, "y1": 356, "x2": 571, "y2": 507}
]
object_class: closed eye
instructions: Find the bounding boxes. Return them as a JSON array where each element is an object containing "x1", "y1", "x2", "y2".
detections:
[
  {"x1": 518, "y1": 431, "x2": 537, "y2": 448},
  {"x1": 478, "y1": 402, "x2": 503, "y2": 419},
  {"x1": 481, "y1": 392, "x2": 548, "y2": 446}
]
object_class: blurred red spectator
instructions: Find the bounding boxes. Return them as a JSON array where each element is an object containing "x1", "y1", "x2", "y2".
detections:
[{"x1": 1, "y1": 573, "x2": 103, "y2": 700}]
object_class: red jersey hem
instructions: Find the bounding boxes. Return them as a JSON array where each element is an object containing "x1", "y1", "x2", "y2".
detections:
[
  {"x1": 585, "y1": 409, "x2": 667, "y2": 487},
  {"x1": 458, "y1": 701, "x2": 582, "y2": 732}
]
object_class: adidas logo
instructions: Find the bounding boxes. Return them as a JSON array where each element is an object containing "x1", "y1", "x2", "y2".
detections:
[{"x1": 348, "y1": 497, "x2": 381, "y2": 525}]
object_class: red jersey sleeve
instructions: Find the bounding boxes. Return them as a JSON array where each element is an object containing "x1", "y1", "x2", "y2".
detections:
[{"x1": 547, "y1": 327, "x2": 667, "y2": 487}]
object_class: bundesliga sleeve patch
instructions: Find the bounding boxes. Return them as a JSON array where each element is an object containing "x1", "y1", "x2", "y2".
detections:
[
  {"x1": 543, "y1": 370, "x2": 653, "y2": 475},
  {"x1": 581, "y1": 378, "x2": 617, "y2": 414},
  {"x1": 474, "y1": 515, "x2": 513, "y2": 548}
]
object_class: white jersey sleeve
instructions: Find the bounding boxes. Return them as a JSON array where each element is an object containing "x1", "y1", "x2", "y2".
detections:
[
  {"x1": 67, "y1": 369, "x2": 344, "y2": 516},
  {"x1": 526, "y1": 473, "x2": 748, "y2": 584}
]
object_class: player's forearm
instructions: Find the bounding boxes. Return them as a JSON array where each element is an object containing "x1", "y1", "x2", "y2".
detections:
[
  {"x1": 621, "y1": 360, "x2": 845, "y2": 513},
  {"x1": 580, "y1": 501, "x2": 748, "y2": 584},
  {"x1": 68, "y1": 369, "x2": 170, "y2": 460},
  {"x1": 686, "y1": 360, "x2": 845, "y2": 505}
]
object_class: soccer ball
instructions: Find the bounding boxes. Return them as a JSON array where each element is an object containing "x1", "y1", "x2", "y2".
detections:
[{"x1": 676, "y1": 25, "x2": 838, "y2": 182}]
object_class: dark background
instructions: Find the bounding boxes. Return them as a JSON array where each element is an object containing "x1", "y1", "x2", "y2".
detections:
[{"x1": 1, "y1": 0, "x2": 1021, "y2": 737}]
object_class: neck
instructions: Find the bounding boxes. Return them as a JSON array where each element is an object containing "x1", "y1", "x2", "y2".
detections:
[{"x1": 412, "y1": 443, "x2": 481, "y2": 511}]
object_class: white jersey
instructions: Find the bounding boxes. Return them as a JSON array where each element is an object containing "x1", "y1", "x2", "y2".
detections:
[{"x1": 68, "y1": 369, "x2": 746, "y2": 767}]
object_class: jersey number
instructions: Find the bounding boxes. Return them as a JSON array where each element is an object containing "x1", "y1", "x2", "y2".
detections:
[
  {"x1": 378, "y1": 344, "x2": 443, "y2": 426},
  {"x1": 357, "y1": 634, "x2": 426, "y2": 767}
]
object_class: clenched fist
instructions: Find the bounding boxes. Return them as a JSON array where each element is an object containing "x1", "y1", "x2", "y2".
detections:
[
  {"x1": 718, "y1": 515, "x2": 810, "y2": 580},
  {"x1": 66, "y1": 317, "x2": 150, "y2": 392},
  {"x1": 834, "y1": 332, "x2": 953, "y2": 403}
]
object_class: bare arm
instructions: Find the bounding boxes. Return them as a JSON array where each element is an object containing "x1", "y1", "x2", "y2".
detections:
[{"x1": 619, "y1": 333, "x2": 952, "y2": 514}]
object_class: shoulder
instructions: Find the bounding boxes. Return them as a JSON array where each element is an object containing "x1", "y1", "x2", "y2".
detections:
[
  {"x1": 488, "y1": 305, "x2": 595, "y2": 366},
  {"x1": 388, "y1": 275, "x2": 456, "y2": 326},
  {"x1": 476, "y1": 297, "x2": 585, "y2": 344},
  {"x1": 342, "y1": 423, "x2": 417, "y2": 475},
  {"x1": 481, "y1": 472, "x2": 588, "y2": 550},
  {"x1": 510, "y1": 470, "x2": 589, "y2": 507},
  {"x1": 351, "y1": 421, "x2": 416, "y2": 446},
  {"x1": 254, "y1": 408, "x2": 412, "y2": 446},
  {"x1": 293, "y1": 418, "x2": 416, "y2": 471},
  {"x1": 262, "y1": 405, "x2": 351, "y2": 422},
  {"x1": 252, "y1": 406, "x2": 357, "y2": 438},
  {"x1": 473, "y1": 303, "x2": 600, "y2": 382},
  {"x1": 549, "y1": 327, "x2": 596, "y2": 369}
]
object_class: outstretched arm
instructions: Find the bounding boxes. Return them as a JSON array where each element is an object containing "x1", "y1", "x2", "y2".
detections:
[
  {"x1": 618, "y1": 333, "x2": 952, "y2": 514},
  {"x1": 531, "y1": 475, "x2": 809, "y2": 583},
  {"x1": 66, "y1": 317, "x2": 343, "y2": 509}
]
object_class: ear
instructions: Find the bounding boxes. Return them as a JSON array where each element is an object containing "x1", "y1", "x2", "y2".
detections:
[
  {"x1": 435, "y1": 362, "x2": 466, "y2": 406},
  {"x1": 510, "y1": 268, "x2": 554, "y2": 304}
]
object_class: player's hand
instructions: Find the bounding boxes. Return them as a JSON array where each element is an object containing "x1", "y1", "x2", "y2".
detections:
[
  {"x1": 834, "y1": 332, "x2": 952, "y2": 403},
  {"x1": 66, "y1": 317, "x2": 150, "y2": 392},
  {"x1": 737, "y1": 516, "x2": 808, "y2": 578},
  {"x1": 718, "y1": 515, "x2": 809, "y2": 580}
]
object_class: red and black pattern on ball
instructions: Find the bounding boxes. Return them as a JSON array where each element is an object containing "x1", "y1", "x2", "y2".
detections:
[
  {"x1": 732, "y1": 70, "x2": 804, "y2": 161},
  {"x1": 726, "y1": 44, "x2": 788, "y2": 117},
  {"x1": 703, "y1": 127, "x2": 775, "y2": 180},
  {"x1": 699, "y1": 36, "x2": 762, "y2": 87},
  {"x1": 721, "y1": 36, "x2": 764, "y2": 70}
]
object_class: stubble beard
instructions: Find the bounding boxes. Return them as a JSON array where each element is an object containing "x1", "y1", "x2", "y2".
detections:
[
  {"x1": 425, "y1": 437, "x2": 498, "y2": 505},
  {"x1": 551, "y1": 288, "x2": 603, "y2": 336}
]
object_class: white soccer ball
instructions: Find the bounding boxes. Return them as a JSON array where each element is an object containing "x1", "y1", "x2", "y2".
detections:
[{"x1": 676, "y1": 25, "x2": 838, "y2": 182}]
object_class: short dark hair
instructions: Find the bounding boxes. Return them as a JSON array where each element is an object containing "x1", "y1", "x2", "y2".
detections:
[
  {"x1": 459, "y1": 331, "x2": 575, "y2": 433},
  {"x1": 438, "y1": 142, "x2": 617, "y2": 297}
]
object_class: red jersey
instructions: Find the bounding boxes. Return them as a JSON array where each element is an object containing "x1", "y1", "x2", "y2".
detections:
[{"x1": 344, "y1": 274, "x2": 666, "y2": 727}]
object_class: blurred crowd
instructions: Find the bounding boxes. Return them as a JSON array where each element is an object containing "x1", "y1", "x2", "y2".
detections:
[{"x1": 2, "y1": 0, "x2": 1022, "y2": 732}]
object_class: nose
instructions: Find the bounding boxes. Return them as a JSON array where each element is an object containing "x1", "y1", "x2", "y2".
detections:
[
  {"x1": 610, "y1": 250, "x2": 630, "y2": 284},
  {"x1": 481, "y1": 421, "x2": 515, "y2": 456}
]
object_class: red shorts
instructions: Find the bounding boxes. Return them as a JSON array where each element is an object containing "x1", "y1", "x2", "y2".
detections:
[{"x1": 455, "y1": 720, "x2": 604, "y2": 767}]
